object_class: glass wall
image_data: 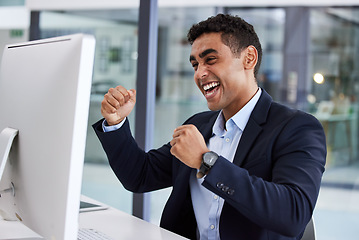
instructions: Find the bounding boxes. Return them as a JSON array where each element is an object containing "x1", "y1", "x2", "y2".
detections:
[
  {"x1": 37, "y1": 9, "x2": 139, "y2": 214},
  {"x1": 0, "y1": 0, "x2": 24, "y2": 6},
  {"x1": 309, "y1": 7, "x2": 359, "y2": 240},
  {"x1": 228, "y1": 8, "x2": 285, "y2": 102},
  {"x1": 149, "y1": 6, "x2": 215, "y2": 224}
]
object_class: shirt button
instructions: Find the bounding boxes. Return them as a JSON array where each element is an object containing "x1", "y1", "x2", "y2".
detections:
[
  {"x1": 225, "y1": 138, "x2": 230, "y2": 142},
  {"x1": 210, "y1": 225, "x2": 215, "y2": 230},
  {"x1": 213, "y1": 195, "x2": 218, "y2": 200}
]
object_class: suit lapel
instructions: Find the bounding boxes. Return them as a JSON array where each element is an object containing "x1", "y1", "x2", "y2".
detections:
[
  {"x1": 181, "y1": 89, "x2": 273, "y2": 168},
  {"x1": 198, "y1": 111, "x2": 219, "y2": 142},
  {"x1": 233, "y1": 118, "x2": 262, "y2": 167},
  {"x1": 233, "y1": 90, "x2": 272, "y2": 167}
]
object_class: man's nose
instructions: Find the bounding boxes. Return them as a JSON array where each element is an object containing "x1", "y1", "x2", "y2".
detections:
[{"x1": 195, "y1": 65, "x2": 208, "y2": 80}]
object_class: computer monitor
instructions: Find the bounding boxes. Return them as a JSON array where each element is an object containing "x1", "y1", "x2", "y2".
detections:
[{"x1": 0, "y1": 34, "x2": 96, "y2": 240}]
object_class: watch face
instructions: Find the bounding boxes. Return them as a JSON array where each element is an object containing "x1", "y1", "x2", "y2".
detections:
[{"x1": 203, "y1": 151, "x2": 218, "y2": 166}]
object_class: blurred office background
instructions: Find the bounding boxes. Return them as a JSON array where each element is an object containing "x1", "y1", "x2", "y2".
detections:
[{"x1": 1, "y1": 0, "x2": 359, "y2": 239}]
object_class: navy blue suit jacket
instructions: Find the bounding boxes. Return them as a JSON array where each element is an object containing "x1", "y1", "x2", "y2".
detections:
[{"x1": 93, "y1": 90, "x2": 326, "y2": 240}]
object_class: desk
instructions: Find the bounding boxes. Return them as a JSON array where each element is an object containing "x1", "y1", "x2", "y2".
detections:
[{"x1": 0, "y1": 196, "x2": 188, "y2": 240}]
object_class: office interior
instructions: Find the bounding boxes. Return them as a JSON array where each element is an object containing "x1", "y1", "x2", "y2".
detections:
[{"x1": 1, "y1": 0, "x2": 359, "y2": 239}]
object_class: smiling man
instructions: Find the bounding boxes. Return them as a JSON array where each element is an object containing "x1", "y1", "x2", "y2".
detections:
[{"x1": 93, "y1": 14, "x2": 326, "y2": 240}]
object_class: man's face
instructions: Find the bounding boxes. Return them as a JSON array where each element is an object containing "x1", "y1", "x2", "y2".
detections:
[{"x1": 189, "y1": 32, "x2": 253, "y2": 120}]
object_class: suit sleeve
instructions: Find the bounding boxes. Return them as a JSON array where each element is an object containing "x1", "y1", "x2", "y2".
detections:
[
  {"x1": 202, "y1": 112, "x2": 326, "y2": 237},
  {"x1": 93, "y1": 118, "x2": 174, "y2": 193}
]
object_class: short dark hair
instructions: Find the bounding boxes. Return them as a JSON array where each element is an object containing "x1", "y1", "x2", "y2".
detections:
[{"x1": 187, "y1": 14, "x2": 262, "y2": 78}]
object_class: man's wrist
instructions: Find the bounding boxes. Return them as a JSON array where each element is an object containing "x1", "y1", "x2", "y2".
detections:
[
  {"x1": 105, "y1": 117, "x2": 125, "y2": 126},
  {"x1": 196, "y1": 151, "x2": 218, "y2": 179},
  {"x1": 102, "y1": 117, "x2": 126, "y2": 132}
]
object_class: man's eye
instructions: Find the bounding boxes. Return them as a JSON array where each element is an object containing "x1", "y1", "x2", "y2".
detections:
[
  {"x1": 191, "y1": 63, "x2": 198, "y2": 70},
  {"x1": 206, "y1": 57, "x2": 216, "y2": 64}
]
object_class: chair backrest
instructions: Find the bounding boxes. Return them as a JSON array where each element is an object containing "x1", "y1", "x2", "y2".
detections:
[{"x1": 301, "y1": 217, "x2": 316, "y2": 240}]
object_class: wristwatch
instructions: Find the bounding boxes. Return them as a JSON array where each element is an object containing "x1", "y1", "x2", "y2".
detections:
[{"x1": 196, "y1": 151, "x2": 218, "y2": 179}]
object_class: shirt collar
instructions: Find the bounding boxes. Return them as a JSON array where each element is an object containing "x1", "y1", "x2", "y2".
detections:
[{"x1": 212, "y1": 88, "x2": 262, "y2": 136}]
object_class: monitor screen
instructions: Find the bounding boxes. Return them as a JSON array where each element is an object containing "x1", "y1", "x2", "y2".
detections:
[{"x1": 0, "y1": 34, "x2": 95, "y2": 240}]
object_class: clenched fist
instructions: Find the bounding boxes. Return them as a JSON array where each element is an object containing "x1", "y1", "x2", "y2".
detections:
[
  {"x1": 170, "y1": 124, "x2": 209, "y2": 169},
  {"x1": 101, "y1": 86, "x2": 136, "y2": 126}
]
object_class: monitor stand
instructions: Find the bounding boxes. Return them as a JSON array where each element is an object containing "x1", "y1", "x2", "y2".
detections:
[
  {"x1": 1, "y1": 128, "x2": 49, "y2": 240},
  {"x1": 0, "y1": 127, "x2": 18, "y2": 221},
  {"x1": 0, "y1": 127, "x2": 18, "y2": 184}
]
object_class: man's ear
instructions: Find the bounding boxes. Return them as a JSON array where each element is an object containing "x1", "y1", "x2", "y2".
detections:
[{"x1": 243, "y1": 46, "x2": 258, "y2": 70}]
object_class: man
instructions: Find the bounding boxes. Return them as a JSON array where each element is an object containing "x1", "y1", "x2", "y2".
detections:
[{"x1": 93, "y1": 14, "x2": 326, "y2": 240}]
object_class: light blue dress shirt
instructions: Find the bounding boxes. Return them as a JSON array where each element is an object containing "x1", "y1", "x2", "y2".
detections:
[
  {"x1": 190, "y1": 88, "x2": 261, "y2": 240},
  {"x1": 102, "y1": 118, "x2": 126, "y2": 132},
  {"x1": 103, "y1": 88, "x2": 262, "y2": 240}
]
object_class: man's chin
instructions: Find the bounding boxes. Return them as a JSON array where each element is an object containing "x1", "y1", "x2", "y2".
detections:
[{"x1": 207, "y1": 103, "x2": 221, "y2": 112}]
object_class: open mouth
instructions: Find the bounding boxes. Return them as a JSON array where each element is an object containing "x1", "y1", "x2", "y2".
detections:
[{"x1": 202, "y1": 81, "x2": 220, "y2": 97}]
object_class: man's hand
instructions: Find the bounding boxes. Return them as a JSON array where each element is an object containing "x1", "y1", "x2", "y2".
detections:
[
  {"x1": 101, "y1": 86, "x2": 136, "y2": 126},
  {"x1": 170, "y1": 124, "x2": 209, "y2": 169}
]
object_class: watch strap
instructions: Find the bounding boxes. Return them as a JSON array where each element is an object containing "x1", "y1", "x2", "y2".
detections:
[
  {"x1": 197, "y1": 151, "x2": 218, "y2": 179},
  {"x1": 197, "y1": 161, "x2": 210, "y2": 178}
]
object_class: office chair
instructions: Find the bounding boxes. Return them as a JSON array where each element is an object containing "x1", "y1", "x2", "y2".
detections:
[{"x1": 301, "y1": 217, "x2": 316, "y2": 240}]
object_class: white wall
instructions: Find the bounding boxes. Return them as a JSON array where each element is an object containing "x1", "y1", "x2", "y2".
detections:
[
  {"x1": 26, "y1": 0, "x2": 358, "y2": 11},
  {"x1": 26, "y1": 0, "x2": 139, "y2": 10},
  {"x1": 159, "y1": 0, "x2": 359, "y2": 7},
  {"x1": 0, "y1": 7, "x2": 29, "y2": 66},
  {"x1": 0, "y1": 7, "x2": 29, "y2": 29}
]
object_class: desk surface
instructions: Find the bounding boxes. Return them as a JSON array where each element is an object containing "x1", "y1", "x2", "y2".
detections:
[{"x1": 0, "y1": 196, "x2": 187, "y2": 240}]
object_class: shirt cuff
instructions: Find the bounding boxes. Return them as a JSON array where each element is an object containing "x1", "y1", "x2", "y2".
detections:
[{"x1": 102, "y1": 118, "x2": 126, "y2": 132}]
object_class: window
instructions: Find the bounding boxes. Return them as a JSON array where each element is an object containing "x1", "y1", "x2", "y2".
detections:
[
  {"x1": 228, "y1": 8, "x2": 285, "y2": 101},
  {"x1": 309, "y1": 8, "x2": 359, "y2": 239},
  {"x1": 38, "y1": 9, "x2": 140, "y2": 214},
  {"x1": 150, "y1": 6, "x2": 215, "y2": 224}
]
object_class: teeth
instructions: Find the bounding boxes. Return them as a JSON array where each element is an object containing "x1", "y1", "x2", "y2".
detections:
[{"x1": 203, "y1": 82, "x2": 219, "y2": 91}]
